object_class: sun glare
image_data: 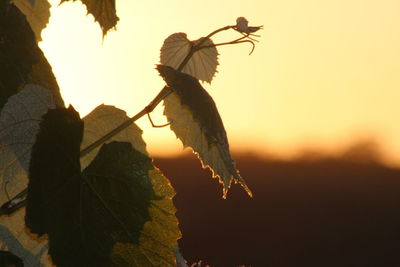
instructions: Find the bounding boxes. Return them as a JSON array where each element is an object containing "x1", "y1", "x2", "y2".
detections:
[{"x1": 38, "y1": 0, "x2": 400, "y2": 167}]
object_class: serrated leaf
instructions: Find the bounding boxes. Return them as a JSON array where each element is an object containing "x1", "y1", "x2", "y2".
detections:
[
  {"x1": 24, "y1": 106, "x2": 180, "y2": 266},
  {"x1": 160, "y1": 32, "x2": 219, "y2": 83},
  {"x1": 11, "y1": 0, "x2": 51, "y2": 41},
  {"x1": 157, "y1": 65, "x2": 252, "y2": 198},
  {"x1": 81, "y1": 104, "x2": 147, "y2": 169},
  {"x1": 60, "y1": 0, "x2": 119, "y2": 37},
  {"x1": 0, "y1": 84, "x2": 55, "y2": 266}
]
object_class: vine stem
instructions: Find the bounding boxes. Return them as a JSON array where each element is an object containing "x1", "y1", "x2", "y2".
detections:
[
  {"x1": 83, "y1": 25, "x2": 236, "y2": 157},
  {"x1": 0, "y1": 24, "x2": 237, "y2": 214},
  {"x1": 80, "y1": 87, "x2": 171, "y2": 158}
]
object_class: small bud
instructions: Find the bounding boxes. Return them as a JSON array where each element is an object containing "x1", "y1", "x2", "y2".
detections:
[
  {"x1": 235, "y1": 17, "x2": 263, "y2": 34},
  {"x1": 236, "y1": 17, "x2": 249, "y2": 32}
]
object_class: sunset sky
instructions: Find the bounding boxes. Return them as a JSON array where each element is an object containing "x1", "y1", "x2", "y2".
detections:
[{"x1": 39, "y1": 0, "x2": 400, "y2": 166}]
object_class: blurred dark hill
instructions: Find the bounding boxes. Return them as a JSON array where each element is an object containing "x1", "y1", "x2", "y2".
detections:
[{"x1": 154, "y1": 152, "x2": 400, "y2": 267}]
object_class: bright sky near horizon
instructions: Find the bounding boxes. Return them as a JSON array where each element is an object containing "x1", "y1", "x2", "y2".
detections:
[{"x1": 39, "y1": 0, "x2": 400, "y2": 166}]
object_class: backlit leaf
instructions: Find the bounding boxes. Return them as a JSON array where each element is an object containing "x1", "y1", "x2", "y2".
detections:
[
  {"x1": 157, "y1": 65, "x2": 252, "y2": 198},
  {"x1": 111, "y1": 168, "x2": 180, "y2": 267},
  {"x1": 81, "y1": 104, "x2": 147, "y2": 169},
  {"x1": 60, "y1": 0, "x2": 119, "y2": 36},
  {"x1": 0, "y1": 84, "x2": 55, "y2": 201},
  {"x1": 160, "y1": 32, "x2": 219, "y2": 83},
  {"x1": 0, "y1": 84, "x2": 56, "y2": 266},
  {"x1": 11, "y1": 0, "x2": 51, "y2": 41},
  {"x1": 24, "y1": 106, "x2": 180, "y2": 266}
]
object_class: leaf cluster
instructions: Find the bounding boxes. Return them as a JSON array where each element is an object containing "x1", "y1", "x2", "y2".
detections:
[{"x1": 0, "y1": 0, "x2": 262, "y2": 265}]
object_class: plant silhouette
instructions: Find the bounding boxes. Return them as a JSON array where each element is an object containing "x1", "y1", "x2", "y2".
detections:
[{"x1": 0, "y1": 0, "x2": 262, "y2": 266}]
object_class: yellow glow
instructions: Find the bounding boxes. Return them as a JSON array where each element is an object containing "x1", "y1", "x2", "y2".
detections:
[{"x1": 40, "y1": 0, "x2": 400, "y2": 167}]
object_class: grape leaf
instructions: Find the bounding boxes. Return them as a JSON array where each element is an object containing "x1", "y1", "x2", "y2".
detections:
[
  {"x1": 0, "y1": 0, "x2": 64, "y2": 111},
  {"x1": 157, "y1": 65, "x2": 252, "y2": 198},
  {"x1": 11, "y1": 0, "x2": 51, "y2": 41},
  {"x1": 0, "y1": 84, "x2": 55, "y2": 203},
  {"x1": 25, "y1": 106, "x2": 180, "y2": 266},
  {"x1": 0, "y1": 0, "x2": 40, "y2": 111},
  {"x1": 60, "y1": 0, "x2": 119, "y2": 37},
  {"x1": 25, "y1": 106, "x2": 84, "y2": 237},
  {"x1": 1, "y1": 101, "x2": 179, "y2": 266},
  {"x1": 0, "y1": 84, "x2": 55, "y2": 266},
  {"x1": 160, "y1": 32, "x2": 219, "y2": 83},
  {"x1": 81, "y1": 104, "x2": 147, "y2": 169},
  {"x1": 111, "y1": 168, "x2": 180, "y2": 267}
]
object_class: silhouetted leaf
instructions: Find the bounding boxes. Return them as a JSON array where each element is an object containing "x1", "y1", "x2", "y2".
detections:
[
  {"x1": 81, "y1": 104, "x2": 147, "y2": 169},
  {"x1": 11, "y1": 0, "x2": 51, "y2": 41},
  {"x1": 27, "y1": 52, "x2": 64, "y2": 106},
  {"x1": 160, "y1": 32, "x2": 219, "y2": 83},
  {"x1": 157, "y1": 65, "x2": 252, "y2": 198},
  {"x1": 25, "y1": 105, "x2": 83, "y2": 237},
  {"x1": 60, "y1": 0, "x2": 119, "y2": 36},
  {"x1": 25, "y1": 106, "x2": 180, "y2": 266},
  {"x1": 0, "y1": 0, "x2": 64, "y2": 111},
  {"x1": 0, "y1": 0, "x2": 40, "y2": 111},
  {"x1": 0, "y1": 250, "x2": 24, "y2": 267}
]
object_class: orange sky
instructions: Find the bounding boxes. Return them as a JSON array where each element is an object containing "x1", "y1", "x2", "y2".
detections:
[{"x1": 39, "y1": 0, "x2": 400, "y2": 167}]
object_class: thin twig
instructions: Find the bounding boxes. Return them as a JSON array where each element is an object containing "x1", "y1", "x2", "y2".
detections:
[
  {"x1": 147, "y1": 113, "x2": 170, "y2": 128},
  {"x1": 199, "y1": 39, "x2": 256, "y2": 55}
]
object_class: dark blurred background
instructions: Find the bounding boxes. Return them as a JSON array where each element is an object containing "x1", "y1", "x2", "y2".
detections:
[{"x1": 154, "y1": 147, "x2": 400, "y2": 267}]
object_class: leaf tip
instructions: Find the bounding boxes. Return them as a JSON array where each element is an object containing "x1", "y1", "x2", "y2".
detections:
[
  {"x1": 240, "y1": 181, "x2": 254, "y2": 198},
  {"x1": 232, "y1": 172, "x2": 253, "y2": 198},
  {"x1": 216, "y1": 169, "x2": 253, "y2": 199},
  {"x1": 222, "y1": 188, "x2": 228, "y2": 199}
]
